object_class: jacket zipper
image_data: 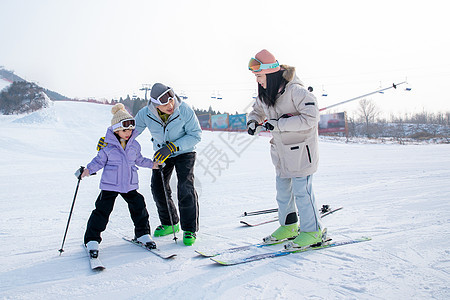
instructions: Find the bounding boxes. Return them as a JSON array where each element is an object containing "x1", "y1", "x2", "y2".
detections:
[
  {"x1": 163, "y1": 114, "x2": 180, "y2": 131},
  {"x1": 147, "y1": 114, "x2": 163, "y2": 126},
  {"x1": 147, "y1": 113, "x2": 181, "y2": 141}
]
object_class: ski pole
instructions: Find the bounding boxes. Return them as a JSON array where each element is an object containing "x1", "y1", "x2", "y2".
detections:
[
  {"x1": 58, "y1": 166, "x2": 84, "y2": 255},
  {"x1": 241, "y1": 208, "x2": 278, "y2": 217},
  {"x1": 158, "y1": 165, "x2": 178, "y2": 243},
  {"x1": 241, "y1": 205, "x2": 334, "y2": 217}
]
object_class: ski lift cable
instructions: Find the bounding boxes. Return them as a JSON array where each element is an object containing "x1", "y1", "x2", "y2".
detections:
[{"x1": 319, "y1": 81, "x2": 407, "y2": 112}]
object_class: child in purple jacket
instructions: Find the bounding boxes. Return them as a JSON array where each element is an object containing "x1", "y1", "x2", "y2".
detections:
[{"x1": 81, "y1": 103, "x2": 160, "y2": 257}]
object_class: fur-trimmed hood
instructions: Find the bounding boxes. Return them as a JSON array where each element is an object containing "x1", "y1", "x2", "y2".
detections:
[{"x1": 281, "y1": 65, "x2": 304, "y2": 87}]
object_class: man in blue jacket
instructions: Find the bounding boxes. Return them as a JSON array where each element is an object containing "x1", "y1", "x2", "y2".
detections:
[{"x1": 135, "y1": 83, "x2": 202, "y2": 246}]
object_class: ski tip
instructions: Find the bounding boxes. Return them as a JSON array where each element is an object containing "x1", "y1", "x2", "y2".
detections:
[
  {"x1": 195, "y1": 250, "x2": 214, "y2": 257},
  {"x1": 210, "y1": 257, "x2": 231, "y2": 266}
]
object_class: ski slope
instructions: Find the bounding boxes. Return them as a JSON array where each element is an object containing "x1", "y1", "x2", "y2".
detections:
[{"x1": 0, "y1": 101, "x2": 449, "y2": 299}]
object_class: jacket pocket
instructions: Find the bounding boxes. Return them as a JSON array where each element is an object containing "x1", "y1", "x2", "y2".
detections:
[
  {"x1": 280, "y1": 141, "x2": 311, "y2": 173},
  {"x1": 270, "y1": 143, "x2": 281, "y2": 169},
  {"x1": 130, "y1": 166, "x2": 139, "y2": 185},
  {"x1": 101, "y1": 165, "x2": 118, "y2": 185}
]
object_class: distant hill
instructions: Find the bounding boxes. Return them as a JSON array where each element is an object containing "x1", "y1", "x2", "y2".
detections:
[
  {"x1": 0, "y1": 67, "x2": 70, "y2": 101},
  {"x1": 0, "y1": 67, "x2": 25, "y2": 82},
  {"x1": 0, "y1": 81, "x2": 50, "y2": 115}
]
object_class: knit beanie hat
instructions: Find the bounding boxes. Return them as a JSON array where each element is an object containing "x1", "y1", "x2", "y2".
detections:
[
  {"x1": 150, "y1": 83, "x2": 171, "y2": 106},
  {"x1": 251, "y1": 49, "x2": 281, "y2": 75},
  {"x1": 111, "y1": 103, "x2": 134, "y2": 132}
]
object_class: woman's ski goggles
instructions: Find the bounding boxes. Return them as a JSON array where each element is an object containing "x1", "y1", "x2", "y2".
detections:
[
  {"x1": 248, "y1": 57, "x2": 280, "y2": 72},
  {"x1": 112, "y1": 118, "x2": 135, "y2": 131},
  {"x1": 151, "y1": 88, "x2": 175, "y2": 105}
]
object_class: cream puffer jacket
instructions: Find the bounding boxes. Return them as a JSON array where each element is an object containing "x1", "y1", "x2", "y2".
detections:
[{"x1": 248, "y1": 65, "x2": 320, "y2": 178}]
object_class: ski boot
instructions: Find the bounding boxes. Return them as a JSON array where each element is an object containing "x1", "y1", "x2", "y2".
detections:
[
  {"x1": 262, "y1": 223, "x2": 298, "y2": 244},
  {"x1": 136, "y1": 234, "x2": 157, "y2": 249},
  {"x1": 154, "y1": 224, "x2": 180, "y2": 237},
  {"x1": 183, "y1": 231, "x2": 196, "y2": 246},
  {"x1": 284, "y1": 227, "x2": 327, "y2": 250},
  {"x1": 86, "y1": 240, "x2": 99, "y2": 258}
]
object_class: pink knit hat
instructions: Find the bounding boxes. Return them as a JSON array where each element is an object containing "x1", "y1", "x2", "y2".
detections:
[{"x1": 251, "y1": 49, "x2": 281, "y2": 74}]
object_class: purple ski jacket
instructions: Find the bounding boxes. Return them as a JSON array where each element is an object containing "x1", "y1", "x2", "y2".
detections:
[{"x1": 86, "y1": 127, "x2": 154, "y2": 193}]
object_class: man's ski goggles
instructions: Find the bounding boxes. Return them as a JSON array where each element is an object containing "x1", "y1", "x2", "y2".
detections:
[
  {"x1": 112, "y1": 118, "x2": 135, "y2": 130},
  {"x1": 150, "y1": 88, "x2": 175, "y2": 105},
  {"x1": 248, "y1": 57, "x2": 280, "y2": 72}
]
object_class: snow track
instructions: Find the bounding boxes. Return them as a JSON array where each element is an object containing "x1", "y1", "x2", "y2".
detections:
[{"x1": 0, "y1": 101, "x2": 449, "y2": 299}]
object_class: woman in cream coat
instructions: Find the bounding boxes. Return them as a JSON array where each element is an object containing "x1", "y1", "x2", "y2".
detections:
[{"x1": 247, "y1": 49, "x2": 325, "y2": 248}]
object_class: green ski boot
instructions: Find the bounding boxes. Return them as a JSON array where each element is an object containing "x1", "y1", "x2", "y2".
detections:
[
  {"x1": 262, "y1": 223, "x2": 298, "y2": 243},
  {"x1": 183, "y1": 231, "x2": 196, "y2": 246},
  {"x1": 154, "y1": 224, "x2": 180, "y2": 237},
  {"x1": 291, "y1": 229, "x2": 323, "y2": 247}
]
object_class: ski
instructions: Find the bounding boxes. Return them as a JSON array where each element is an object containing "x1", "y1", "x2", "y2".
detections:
[
  {"x1": 239, "y1": 217, "x2": 278, "y2": 227},
  {"x1": 321, "y1": 206, "x2": 343, "y2": 217},
  {"x1": 210, "y1": 236, "x2": 371, "y2": 266},
  {"x1": 195, "y1": 237, "x2": 297, "y2": 257},
  {"x1": 240, "y1": 206, "x2": 343, "y2": 227},
  {"x1": 123, "y1": 237, "x2": 177, "y2": 259},
  {"x1": 84, "y1": 245, "x2": 105, "y2": 271},
  {"x1": 197, "y1": 206, "x2": 343, "y2": 257}
]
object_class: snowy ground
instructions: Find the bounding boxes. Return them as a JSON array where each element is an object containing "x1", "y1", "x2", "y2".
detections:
[{"x1": 0, "y1": 101, "x2": 449, "y2": 299}]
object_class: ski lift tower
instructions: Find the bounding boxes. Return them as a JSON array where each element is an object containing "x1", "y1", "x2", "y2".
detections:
[{"x1": 140, "y1": 84, "x2": 152, "y2": 100}]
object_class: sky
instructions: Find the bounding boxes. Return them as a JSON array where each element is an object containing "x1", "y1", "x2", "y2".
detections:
[{"x1": 1, "y1": 0, "x2": 449, "y2": 118}]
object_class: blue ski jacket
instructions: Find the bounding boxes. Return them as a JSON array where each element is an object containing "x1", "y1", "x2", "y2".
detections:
[{"x1": 134, "y1": 96, "x2": 202, "y2": 156}]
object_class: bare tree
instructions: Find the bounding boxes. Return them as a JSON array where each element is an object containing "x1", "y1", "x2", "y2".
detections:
[{"x1": 358, "y1": 98, "x2": 380, "y2": 137}]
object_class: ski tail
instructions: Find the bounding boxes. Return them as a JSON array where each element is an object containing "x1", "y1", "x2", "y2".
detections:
[
  {"x1": 122, "y1": 237, "x2": 177, "y2": 259},
  {"x1": 83, "y1": 245, "x2": 105, "y2": 271}
]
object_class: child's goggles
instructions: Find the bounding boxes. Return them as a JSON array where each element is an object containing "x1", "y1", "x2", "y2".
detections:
[
  {"x1": 248, "y1": 57, "x2": 280, "y2": 72},
  {"x1": 112, "y1": 118, "x2": 135, "y2": 130},
  {"x1": 150, "y1": 88, "x2": 175, "y2": 105}
]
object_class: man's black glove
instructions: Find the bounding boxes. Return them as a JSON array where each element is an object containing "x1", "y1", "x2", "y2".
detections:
[{"x1": 153, "y1": 141, "x2": 178, "y2": 163}]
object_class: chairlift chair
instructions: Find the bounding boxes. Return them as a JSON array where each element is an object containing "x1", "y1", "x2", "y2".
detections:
[
  {"x1": 321, "y1": 85, "x2": 328, "y2": 97},
  {"x1": 378, "y1": 81, "x2": 384, "y2": 94}
]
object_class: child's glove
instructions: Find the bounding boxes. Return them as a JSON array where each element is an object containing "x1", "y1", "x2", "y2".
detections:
[
  {"x1": 153, "y1": 142, "x2": 178, "y2": 163},
  {"x1": 97, "y1": 137, "x2": 107, "y2": 151}
]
